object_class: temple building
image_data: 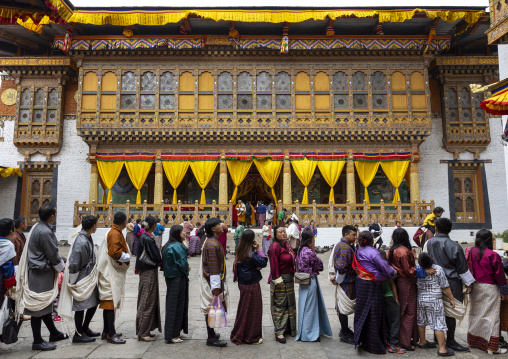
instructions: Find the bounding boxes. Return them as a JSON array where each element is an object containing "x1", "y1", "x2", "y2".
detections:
[{"x1": 0, "y1": 2, "x2": 506, "y2": 242}]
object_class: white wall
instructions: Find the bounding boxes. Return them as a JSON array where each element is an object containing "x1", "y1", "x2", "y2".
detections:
[
  {"x1": 0, "y1": 120, "x2": 24, "y2": 219},
  {"x1": 498, "y1": 45, "x2": 508, "y2": 205},
  {"x1": 53, "y1": 119, "x2": 90, "y2": 241}
]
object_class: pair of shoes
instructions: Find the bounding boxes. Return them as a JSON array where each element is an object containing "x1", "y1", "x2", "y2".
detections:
[
  {"x1": 339, "y1": 331, "x2": 354, "y2": 345},
  {"x1": 206, "y1": 338, "x2": 227, "y2": 347},
  {"x1": 53, "y1": 315, "x2": 62, "y2": 322},
  {"x1": 418, "y1": 341, "x2": 437, "y2": 349},
  {"x1": 386, "y1": 344, "x2": 407, "y2": 354},
  {"x1": 32, "y1": 341, "x2": 57, "y2": 351},
  {"x1": 275, "y1": 334, "x2": 286, "y2": 344},
  {"x1": 446, "y1": 341, "x2": 470, "y2": 352},
  {"x1": 84, "y1": 329, "x2": 101, "y2": 337},
  {"x1": 73, "y1": 332, "x2": 96, "y2": 343},
  {"x1": 488, "y1": 348, "x2": 508, "y2": 354},
  {"x1": 138, "y1": 336, "x2": 155, "y2": 342},
  {"x1": 101, "y1": 332, "x2": 123, "y2": 340},
  {"x1": 107, "y1": 334, "x2": 126, "y2": 344},
  {"x1": 49, "y1": 332, "x2": 69, "y2": 342},
  {"x1": 438, "y1": 348, "x2": 455, "y2": 356},
  {"x1": 168, "y1": 338, "x2": 183, "y2": 344}
]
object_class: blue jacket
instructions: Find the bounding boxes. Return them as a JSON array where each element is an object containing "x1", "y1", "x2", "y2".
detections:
[
  {"x1": 154, "y1": 223, "x2": 165, "y2": 236},
  {"x1": 234, "y1": 250, "x2": 268, "y2": 285}
]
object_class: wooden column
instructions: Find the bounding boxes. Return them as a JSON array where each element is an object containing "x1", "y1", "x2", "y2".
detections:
[
  {"x1": 89, "y1": 161, "x2": 98, "y2": 205},
  {"x1": 219, "y1": 157, "x2": 228, "y2": 205},
  {"x1": 283, "y1": 156, "x2": 292, "y2": 205},
  {"x1": 153, "y1": 160, "x2": 163, "y2": 205},
  {"x1": 346, "y1": 156, "x2": 356, "y2": 204},
  {"x1": 410, "y1": 161, "x2": 420, "y2": 203}
]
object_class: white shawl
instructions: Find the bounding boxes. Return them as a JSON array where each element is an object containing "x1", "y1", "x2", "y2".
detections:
[
  {"x1": 199, "y1": 239, "x2": 229, "y2": 315},
  {"x1": 97, "y1": 230, "x2": 129, "y2": 318},
  {"x1": 13, "y1": 223, "x2": 59, "y2": 318},
  {"x1": 58, "y1": 225, "x2": 99, "y2": 326},
  {"x1": 328, "y1": 243, "x2": 355, "y2": 315}
]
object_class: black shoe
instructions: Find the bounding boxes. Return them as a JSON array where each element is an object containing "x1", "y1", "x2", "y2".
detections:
[
  {"x1": 49, "y1": 332, "x2": 69, "y2": 342},
  {"x1": 446, "y1": 341, "x2": 469, "y2": 352},
  {"x1": 275, "y1": 334, "x2": 286, "y2": 344},
  {"x1": 206, "y1": 338, "x2": 227, "y2": 347},
  {"x1": 214, "y1": 333, "x2": 220, "y2": 341},
  {"x1": 418, "y1": 341, "x2": 437, "y2": 349},
  {"x1": 32, "y1": 341, "x2": 57, "y2": 351},
  {"x1": 438, "y1": 348, "x2": 455, "y2": 356},
  {"x1": 107, "y1": 334, "x2": 126, "y2": 344},
  {"x1": 73, "y1": 332, "x2": 96, "y2": 343},
  {"x1": 84, "y1": 329, "x2": 101, "y2": 337},
  {"x1": 340, "y1": 335, "x2": 355, "y2": 345},
  {"x1": 102, "y1": 332, "x2": 123, "y2": 340}
]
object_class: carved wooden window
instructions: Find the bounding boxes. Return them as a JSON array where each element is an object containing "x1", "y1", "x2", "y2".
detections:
[
  {"x1": 179, "y1": 71, "x2": 195, "y2": 112},
  {"x1": 276, "y1": 72, "x2": 291, "y2": 110},
  {"x1": 295, "y1": 72, "x2": 311, "y2": 113},
  {"x1": 445, "y1": 86, "x2": 485, "y2": 130},
  {"x1": 120, "y1": 71, "x2": 136, "y2": 110},
  {"x1": 18, "y1": 87, "x2": 60, "y2": 124},
  {"x1": 333, "y1": 71, "x2": 349, "y2": 111},
  {"x1": 256, "y1": 71, "x2": 271, "y2": 110},
  {"x1": 101, "y1": 72, "x2": 117, "y2": 112},
  {"x1": 473, "y1": 92, "x2": 485, "y2": 125},
  {"x1": 453, "y1": 168, "x2": 480, "y2": 223},
  {"x1": 47, "y1": 89, "x2": 58, "y2": 123},
  {"x1": 159, "y1": 71, "x2": 175, "y2": 111},
  {"x1": 352, "y1": 71, "x2": 367, "y2": 110},
  {"x1": 24, "y1": 170, "x2": 53, "y2": 226},
  {"x1": 218, "y1": 72, "x2": 233, "y2": 110},
  {"x1": 81, "y1": 72, "x2": 98, "y2": 112},
  {"x1": 410, "y1": 72, "x2": 426, "y2": 115},
  {"x1": 198, "y1": 72, "x2": 214, "y2": 112},
  {"x1": 140, "y1": 71, "x2": 156, "y2": 110},
  {"x1": 391, "y1": 71, "x2": 408, "y2": 115},
  {"x1": 19, "y1": 88, "x2": 32, "y2": 123},
  {"x1": 314, "y1": 72, "x2": 330, "y2": 112},
  {"x1": 371, "y1": 71, "x2": 387, "y2": 111},
  {"x1": 237, "y1": 72, "x2": 252, "y2": 110}
]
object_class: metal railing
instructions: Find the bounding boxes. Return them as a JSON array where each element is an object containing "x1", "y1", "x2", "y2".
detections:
[{"x1": 73, "y1": 199, "x2": 434, "y2": 228}]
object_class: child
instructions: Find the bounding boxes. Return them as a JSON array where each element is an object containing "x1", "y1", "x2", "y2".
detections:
[
  {"x1": 379, "y1": 250, "x2": 406, "y2": 354},
  {"x1": 416, "y1": 252, "x2": 455, "y2": 357},
  {"x1": 234, "y1": 221, "x2": 245, "y2": 253}
]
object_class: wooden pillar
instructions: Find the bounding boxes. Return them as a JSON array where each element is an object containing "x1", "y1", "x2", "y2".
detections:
[
  {"x1": 153, "y1": 160, "x2": 163, "y2": 205},
  {"x1": 219, "y1": 157, "x2": 228, "y2": 205},
  {"x1": 283, "y1": 156, "x2": 292, "y2": 205},
  {"x1": 410, "y1": 161, "x2": 420, "y2": 203},
  {"x1": 346, "y1": 156, "x2": 356, "y2": 204},
  {"x1": 89, "y1": 161, "x2": 98, "y2": 205}
]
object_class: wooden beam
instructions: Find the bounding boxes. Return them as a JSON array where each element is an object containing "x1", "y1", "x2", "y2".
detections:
[{"x1": 0, "y1": 29, "x2": 39, "y2": 50}]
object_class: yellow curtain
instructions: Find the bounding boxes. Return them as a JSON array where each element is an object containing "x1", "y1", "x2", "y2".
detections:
[
  {"x1": 317, "y1": 161, "x2": 345, "y2": 204},
  {"x1": 254, "y1": 159, "x2": 283, "y2": 204},
  {"x1": 226, "y1": 160, "x2": 252, "y2": 204},
  {"x1": 291, "y1": 158, "x2": 317, "y2": 204},
  {"x1": 405, "y1": 166, "x2": 411, "y2": 190},
  {"x1": 97, "y1": 161, "x2": 124, "y2": 204},
  {"x1": 189, "y1": 161, "x2": 219, "y2": 204},
  {"x1": 125, "y1": 161, "x2": 153, "y2": 204},
  {"x1": 354, "y1": 161, "x2": 380, "y2": 204},
  {"x1": 162, "y1": 161, "x2": 190, "y2": 204},
  {"x1": 380, "y1": 161, "x2": 410, "y2": 203}
]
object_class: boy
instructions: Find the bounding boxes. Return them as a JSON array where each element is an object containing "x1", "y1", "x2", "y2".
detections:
[{"x1": 416, "y1": 252, "x2": 455, "y2": 357}]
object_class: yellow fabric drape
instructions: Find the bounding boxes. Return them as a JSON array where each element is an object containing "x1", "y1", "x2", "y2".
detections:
[
  {"x1": 162, "y1": 161, "x2": 190, "y2": 204},
  {"x1": 97, "y1": 161, "x2": 125, "y2": 204},
  {"x1": 354, "y1": 161, "x2": 380, "y2": 204},
  {"x1": 0, "y1": 168, "x2": 22, "y2": 178},
  {"x1": 317, "y1": 161, "x2": 345, "y2": 204},
  {"x1": 380, "y1": 161, "x2": 410, "y2": 203},
  {"x1": 291, "y1": 158, "x2": 317, "y2": 204},
  {"x1": 189, "y1": 161, "x2": 219, "y2": 204},
  {"x1": 226, "y1": 160, "x2": 252, "y2": 204},
  {"x1": 254, "y1": 159, "x2": 283, "y2": 204},
  {"x1": 125, "y1": 161, "x2": 153, "y2": 205}
]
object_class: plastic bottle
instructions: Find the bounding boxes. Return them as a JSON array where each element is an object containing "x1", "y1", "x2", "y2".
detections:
[
  {"x1": 208, "y1": 307, "x2": 217, "y2": 328},
  {"x1": 214, "y1": 305, "x2": 222, "y2": 328}
]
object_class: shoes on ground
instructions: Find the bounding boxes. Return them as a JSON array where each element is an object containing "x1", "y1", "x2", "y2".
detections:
[
  {"x1": 107, "y1": 334, "x2": 126, "y2": 344},
  {"x1": 206, "y1": 338, "x2": 227, "y2": 347},
  {"x1": 387, "y1": 344, "x2": 407, "y2": 354},
  {"x1": 84, "y1": 328, "x2": 101, "y2": 337},
  {"x1": 488, "y1": 348, "x2": 508, "y2": 354},
  {"x1": 73, "y1": 332, "x2": 96, "y2": 343},
  {"x1": 53, "y1": 315, "x2": 62, "y2": 322},
  {"x1": 446, "y1": 341, "x2": 469, "y2": 352},
  {"x1": 49, "y1": 332, "x2": 69, "y2": 342},
  {"x1": 101, "y1": 332, "x2": 123, "y2": 340},
  {"x1": 32, "y1": 341, "x2": 57, "y2": 351},
  {"x1": 438, "y1": 348, "x2": 455, "y2": 356}
]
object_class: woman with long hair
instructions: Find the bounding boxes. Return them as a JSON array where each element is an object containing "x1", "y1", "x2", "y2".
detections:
[
  {"x1": 162, "y1": 225, "x2": 189, "y2": 344},
  {"x1": 267, "y1": 226, "x2": 297, "y2": 344},
  {"x1": 295, "y1": 229, "x2": 332, "y2": 342},
  {"x1": 353, "y1": 231, "x2": 395, "y2": 354},
  {"x1": 135, "y1": 215, "x2": 162, "y2": 341},
  {"x1": 230, "y1": 229, "x2": 268, "y2": 345},
  {"x1": 467, "y1": 229, "x2": 508, "y2": 354},
  {"x1": 388, "y1": 228, "x2": 418, "y2": 351}
]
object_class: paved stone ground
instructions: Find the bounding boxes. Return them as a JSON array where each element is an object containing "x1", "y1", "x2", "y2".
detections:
[{"x1": 0, "y1": 234, "x2": 492, "y2": 359}]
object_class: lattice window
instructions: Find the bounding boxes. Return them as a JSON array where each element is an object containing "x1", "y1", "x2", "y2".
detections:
[
  {"x1": 445, "y1": 86, "x2": 484, "y2": 128},
  {"x1": 453, "y1": 168, "x2": 480, "y2": 223},
  {"x1": 18, "y1": 87, "x2": 60, "y2": 125},
  {"x1": 256, "y1": 72, "x2": 271, "y2": 110},
  {"x1": 120, "y1": 71, "x2": 136, "y2": 110},
  {"x1": 140, "y1": 71, "x2": 156, "y2": 110},
  {"x1": 333, "y1": 72, "x2": 349, "y2": 111},
  {"x1": 473, "y1": 92, "x2": 485, "y2": 123},
  {"x1": 352, "y1": 71, "x2": 367, "y2": 110},
  {"x1": 218, "y1": 72, "x2": 233, "y2": 110},
  {"x1": 276, "y1": 72, "x2": 291, "y2": 110},
  {"x1": 47, "y1": 89, "x2": 58, "y2": 123},
  {"x1": 24, "y1": 171, "x2": 53, "y2": 225},
  {"x1": 371, "y1": 71, "x2": 387, "y2": 111},
  {"x1": 160, "y1": 71, "x2": 175, "y2": 110},
  {"x1": 237, "y1": 72, "x2": 252, "y2": 110},
  {"x1": 19, "y1": 89, "x2": 32, "y2": 123}
]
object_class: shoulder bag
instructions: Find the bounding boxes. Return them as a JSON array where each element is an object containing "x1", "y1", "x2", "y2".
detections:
[
  {"x1": 294, "y1": 272, "x2": 311, "y2": 285},
  {"x1": 138, "y1": 237, "x2": 156, "y2": 266}
]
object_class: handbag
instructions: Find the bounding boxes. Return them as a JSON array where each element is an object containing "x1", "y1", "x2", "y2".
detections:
[
  {"x1": 294, "y1": 272, "x2": 311, "y2": 285},
  {"x1": 138, "y1": 238, "x2": 156, "y2": 266},
  {"x1": 0, "y1": 297, "x2": 9, "y2": 336},
  {"x1": 0, "y1": 298, "x2": 20, "y2": 344}
]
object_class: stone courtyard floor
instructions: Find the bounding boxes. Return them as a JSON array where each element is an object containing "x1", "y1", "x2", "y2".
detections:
[{"x1": 0, "y1": 234, "x2": 492, "y2": 359}]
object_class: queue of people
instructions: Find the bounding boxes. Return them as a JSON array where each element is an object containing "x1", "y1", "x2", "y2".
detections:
[{"x1": 2, "y1": 207, "x2": 508, "y2": 358}]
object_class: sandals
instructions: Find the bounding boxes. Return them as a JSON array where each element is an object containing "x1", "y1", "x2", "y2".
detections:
[
  {"x1": 488, "y1": 348, "x2": 508, "y2": 354},
  {"x1": 169, "y1": 338, "x2": 183, "y2": 344},
  {"x1": 138, "y1": 336, "x2": 155, "y2": 342}
]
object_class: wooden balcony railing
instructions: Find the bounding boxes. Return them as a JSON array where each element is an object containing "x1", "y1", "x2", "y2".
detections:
[{"x1": 73, "y1": 199, "x2": 435, "y2": 228}]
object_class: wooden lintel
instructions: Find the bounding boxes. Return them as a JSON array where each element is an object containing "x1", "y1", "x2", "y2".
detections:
[{"x1": 0, "y1": 29, "x2": 39, "y2": 50}]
